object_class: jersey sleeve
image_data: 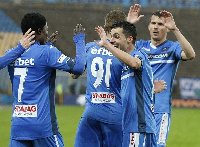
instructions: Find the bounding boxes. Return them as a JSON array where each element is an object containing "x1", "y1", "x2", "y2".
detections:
[
  {"x1": 130, "y1": 50, "x2": 144, "y2": 71},
  {"x1": 0, "y1": 42, "x2": 25, "y2": 70},
  {"x1": 72, "y1": 33, "x2": 86, "y2": 75},
  {"x1": 135, "y1": 40, "x2": 144, "y2": 50},
  {"x1": 45, "y1": 33, "x2": 86, "y2": 75},
  {"x1": 174, "y1": 41, "x2": 183, "y2": 60}
]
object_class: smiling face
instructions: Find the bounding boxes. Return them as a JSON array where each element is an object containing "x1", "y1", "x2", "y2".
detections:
[
  {"x1": 148, "y1": 15, "x2": 169, "y2": 44},
  {"x1": 110, "y1": 27, "x2": 128, "y2": 52}
]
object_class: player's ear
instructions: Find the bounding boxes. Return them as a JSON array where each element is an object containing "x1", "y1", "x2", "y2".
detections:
[
  {"x1": 37, "y1": 28, "x2": 43, "y2": 35},
  {"x1": 128, "y1": 36, "x2": 133, "y2": 43}
]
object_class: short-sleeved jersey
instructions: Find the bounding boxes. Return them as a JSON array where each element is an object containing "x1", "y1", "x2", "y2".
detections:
[
  {"x1": 121, "y1": 49, "x2": 156, "y2": 134},
  {"x1": 136, "y1": 40, "x2": 182, "y2": 113},
  {"x1": 7, "y1": 33, "x2": 85, "y2": 140},
  {"x1": 0, "y1": 42, "x2": 25, "y2": 70},
  {"x1": 82, "y1": 41, "x2": 123, "y2": 125}
]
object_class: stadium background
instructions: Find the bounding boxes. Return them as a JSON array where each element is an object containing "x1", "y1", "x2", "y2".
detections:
[
  {"x1": 0, "y1": 0, "x2": 200, "y2": 106},
  {"x1": 0, "y1": 1, "x2": 200, "y2": 147}
]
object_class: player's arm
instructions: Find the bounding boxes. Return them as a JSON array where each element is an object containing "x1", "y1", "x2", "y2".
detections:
[
  {"x1": 161, "y1": 10, "x2": 195, "y2": 60},
  {"x1": 0, "y1": 28, "x2": 35, "y2": 70},
  {"x1": 94, "y1": 26, "x2": 141, "y2": 69},
  {"x1": 71, "y1": 24, "x2": 86, "y2": 75}
]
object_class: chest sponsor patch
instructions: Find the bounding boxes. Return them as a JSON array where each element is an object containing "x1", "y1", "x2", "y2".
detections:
[
  {"x1": 13, "y1": 105, "x2": 37, "y2": 117},
  {"x1": 91, "y1": 92, "x2": 115, "y2": 103}
]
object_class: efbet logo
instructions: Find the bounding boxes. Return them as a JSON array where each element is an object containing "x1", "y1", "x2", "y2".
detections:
[
  {"x1": 14, "y1": 58, "x2": 34, "y2": 66},
  {"x1": 91, "y1": 47, "x2": 113, "y2": 56}
]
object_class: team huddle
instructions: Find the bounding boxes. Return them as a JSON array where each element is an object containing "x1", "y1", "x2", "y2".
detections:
[{"x1": 0, "y1": 4, "x2": 195, "y2": 147}]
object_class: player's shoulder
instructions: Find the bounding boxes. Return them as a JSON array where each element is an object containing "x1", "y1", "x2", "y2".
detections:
[
  {"x1": 164, "y1": 40, "x2": 181, "y2": 50},
  {"x1": 86, "y1": 41, "x2": 98, "y2": 48},
  {"x1": 165, "y1": 40, "x2": 179, "y2": 46}
]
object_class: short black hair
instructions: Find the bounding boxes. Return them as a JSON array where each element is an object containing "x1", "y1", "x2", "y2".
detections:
[
  {"x1": 21, "y1": 12, "x2": 46, "y2": 35},
  {"x1": 152, "y1": 10, "x2": 162, "y2": 17},
  {"x1": 111, "y1": 21, "x2": 137, "y2": 44}
]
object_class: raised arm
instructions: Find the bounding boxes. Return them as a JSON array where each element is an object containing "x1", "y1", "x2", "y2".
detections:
[
  {"x1": 0, "y1": 28, "x2": 35, "y2": 70},
  {"x1": 127, "y1": 4, "x2": 144, "y2": 24},
  {"x1": 161, "y1": 10, "x2": 195, "y2": 60},
  {"x1": 94, "y1": 26, "x2": 141, "y2": 69},
  {"x1": 71, "y1": 24, "x2": 86, "y2": 75},
  {"x1": 47, "y1": 31, "x2": 58, "y2": 44}
]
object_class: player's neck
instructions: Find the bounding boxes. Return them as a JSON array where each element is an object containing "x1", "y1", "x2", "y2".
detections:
[
  {"x1": 127, "y1": 44, "x2": 135, "y2": 54},
  {"x1": 151, "y1": 38, "x2": 166, "y2": 47}
]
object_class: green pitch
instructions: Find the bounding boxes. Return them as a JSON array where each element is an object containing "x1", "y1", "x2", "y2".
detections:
[{"x1": 0, "y1": 106, "x2": 199, "y2": 147}]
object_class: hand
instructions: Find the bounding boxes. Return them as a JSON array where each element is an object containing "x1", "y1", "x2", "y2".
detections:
[
  {"x1": 127, "y1": 4, "x2": 144, "y2": 24},
  {"x1": 94, "y1": 26, "x2": 108, "y2": 47},
  {"x1": 73, "y1": 24, "x2": 85, "y2": 35},
  {"x1": 47, "y1": 31, "x2": 58, "y2": 44},
  {"x1": 160, "y1": 10, "x2": 178, "y2": 31},
  {"x1": 20, "y1": 28, "x2": 35, "y2": 49},
  {"x1": 154, "y1": 78, "x2": 167, "y2": 93},
  {"x1": 71, "y1": 74, "x2": 80, "y2": 79}
]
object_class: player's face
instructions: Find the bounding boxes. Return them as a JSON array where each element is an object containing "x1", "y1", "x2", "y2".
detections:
[
  {"x1": 40, "y1": 22, "x2": 48, "y2": 45},
  {"x1": 148, "y1": 15, "x2": 168, "y2": 42},
  {"x1": 110, "y1": 27, "x2": 128, "y2": 52}
]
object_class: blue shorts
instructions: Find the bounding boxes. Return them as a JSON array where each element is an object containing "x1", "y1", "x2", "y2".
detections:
[
  {"x1": 155, "y1": 113, "x2": 171, "y2": 147},
  {"x1": 74, "y1": 117, "x2": 123, "y2": 147},
  {"x1": 123, "y1": 132, "x2": 157, "y2": 147},
  {"x1": 9, "y1": 132, "x2": 64, "y2": 147}
]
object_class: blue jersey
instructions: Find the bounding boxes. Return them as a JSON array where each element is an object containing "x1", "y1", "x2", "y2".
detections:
[
  {"x1": 7, "y1": 33, "x2": 85, "y2": 140},
  {"x1": 121, "y1": 49, "x2": 156, "y2": 134},
  {"x1": 82, "y1": 41, "x2": 123, "y2": 124},
  {"x1": 136, "y1": 40, "x2": 182, "y2": 113},
  {"x1": 0, "y1": 42, "x2": 25, "y2": 70}
]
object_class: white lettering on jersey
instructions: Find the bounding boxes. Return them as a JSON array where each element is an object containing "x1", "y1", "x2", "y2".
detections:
[
  {"x1": 142, "y1": 47, "x2": 150, "y2": 52},
  {"x1": 57, "y1": 54, "x2": 67, "y2": 63},
  {"x1": 14, "y1": 58, "x2": 34, "y2": 66},
  {"x1": 13, "y1": 105, "x2": 37, "y2": 117},
  {"x1": 91, "y1": 47, "x2": 113, "y2": 56},
  {"x1": 148, "y1": 53, "x2": 169, "y2": 59},
  {"x1": 91, "y1": 92, "x2": 115, "y2": 103}
]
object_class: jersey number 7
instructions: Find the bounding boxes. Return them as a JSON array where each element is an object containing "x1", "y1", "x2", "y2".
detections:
[{"x1": 14, "y1": 67, "x2": 28, "y2": 102}]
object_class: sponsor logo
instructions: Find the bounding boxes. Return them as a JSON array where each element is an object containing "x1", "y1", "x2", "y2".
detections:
[
  {"x1": 13, "y1": 105, "x2": 37, "y2": 117},
  {"x1": 91, "y1": 47, "x2": 113, "y2": 56},
  {"x1": 58, "y1": 54, "x2": 67, "y2": 63},
  {"x1": 91, "y1": 92, "x2": 115, "y2": 103},
  {"x1": 162, "y1": 47, "x2": 168, "y2": 51},
  {"x1": 148, "y1": 53, "x2": 169, "y2": 59},
  {"x1": 14, "y1": 58, "x2": 34, "y2": 66}
]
